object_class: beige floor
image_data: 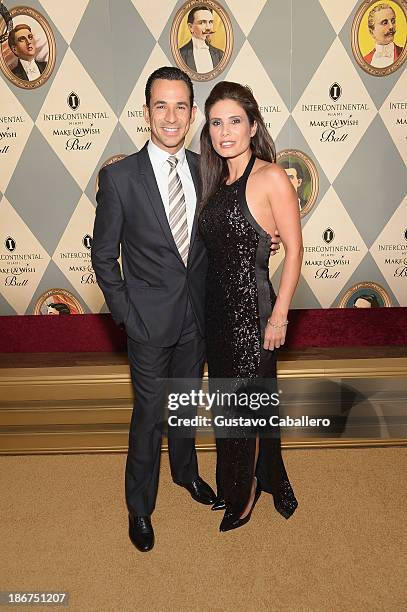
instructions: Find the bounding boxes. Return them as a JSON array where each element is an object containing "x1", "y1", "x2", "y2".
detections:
[{"x1": 1, "y1": 448, "x2": 406, "y2": 611}]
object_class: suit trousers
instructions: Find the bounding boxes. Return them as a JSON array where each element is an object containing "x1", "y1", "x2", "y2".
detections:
[{"x1": 125, "y1": 298, "x2": 205, "y2": 516}]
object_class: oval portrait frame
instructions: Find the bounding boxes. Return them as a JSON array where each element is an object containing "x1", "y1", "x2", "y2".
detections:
[
  {"x1": 0, "y1": 5, "x2": 56, "y2": 89},
  {"x1": 351, "y1": 0, "x2": 407, "y2": 77},
  {"x1": 276, "y1": 149, "x2": 319, "y2": 219},
  {"x1": 33, "y1": 288, "x2": 84, "y2": 315},
  {"x1": 170, "y1": 0, "x2": 233, "y2": 82},
  {"x1": 338, "y1": 281, "x2": 392, "y2": 308}
]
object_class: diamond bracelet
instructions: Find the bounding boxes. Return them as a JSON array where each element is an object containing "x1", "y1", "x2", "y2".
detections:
[{"x1": 267, "y1": 319, "x2": 289, "y2": 328}]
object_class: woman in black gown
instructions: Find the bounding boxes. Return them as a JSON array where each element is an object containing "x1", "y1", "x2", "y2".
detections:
[{"x1": 199, "y1": 82, "x2": 303, "y2": 532}]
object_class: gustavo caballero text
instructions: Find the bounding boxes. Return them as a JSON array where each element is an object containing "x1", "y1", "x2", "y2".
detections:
[{"x1": 167, "y1": 415, "x2": 331, "y2": 428}]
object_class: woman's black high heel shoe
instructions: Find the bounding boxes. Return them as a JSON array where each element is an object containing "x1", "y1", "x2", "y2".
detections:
[
  {"x1": 273, "y1": 479, "x2": 298, "y2": 519},
  {"x1": 219, "y1": 479, "x2": 261, "y2": 532}
]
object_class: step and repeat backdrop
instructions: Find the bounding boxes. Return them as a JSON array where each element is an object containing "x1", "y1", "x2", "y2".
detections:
[{"x1": 0, "y1": 0, "x2": 406, "y2": 316}]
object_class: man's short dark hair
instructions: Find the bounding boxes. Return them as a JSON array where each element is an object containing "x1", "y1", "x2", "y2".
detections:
[
  {"x1": 187, "y1": 5, "x2": 213, "y2": 25},
  {"x1": 145, "y1": 66, "x2": 194, "y2": 110},
  {"x1": 48, "y1": 302, "x2": 71, "y2": 315},
  {"x1": 8, "y1": 23, "x2": 32, "y2": 50},
  {"x1": 280, "y1": 160, "x2": 304, "y2": 181}
]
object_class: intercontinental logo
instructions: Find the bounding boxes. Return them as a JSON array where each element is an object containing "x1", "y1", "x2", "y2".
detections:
[
  {"x1": 370, "y1": 200, "x2": 407, "y2": 305},
  {"x1": 258, "y1": 104, "x2": 282, "y2": 131},
  {"x1": 304, "y1": 226, "x2": 361, "y2": 281},
  {"x1": 35, "y1": 48, "x2": 117, "y2": 190},
  {"x1": 0, "y1": 75, "x2": 35, "y2": 193},
  {"x1": 380, "y1": 70, "x2": 407, "y2": 166},
  {"x1": 323, "y1": 227, "x2": 334, "y2": 244},
  {"x1": 373, "y1": 227, "x2": 407, "y2": 279},
  {"x1": 329, "y1": 83, "x2": 342, "y2": 102},
  {"x1": 300, "y1": 82, "x2": 370, "y2": 144},
  {"x1": 301, "y1": 187, "x2": 368, "y2": 308},
  {"x1": 126, "y1": 107, "x2": 150, "y2": 134},
  {"x1": 56, "y1": 233, "x2": 96, "y2": 286},
  {"x1": 0, "y1": 197, "x2": 51, "y2": 313},
  {"x1": 292, "y1": 36, "x2": 377, "y2": 183},
  {"x1": 82, "y1": 234, "x2": 92, "y2": 250},
  {"x1": 67, "y1": 92, "x2": 80, "y2": 111},
  {"x1": 0, "y1": 97, "x2": 33, "y2": 193},
  {"x1": 0, "y1": 114, "x2": 24, "y2": 155},
  {"x1": 389, "y1": 100, "x2": 407, "y2": 124},
  {"x1": 5, "y1": 236, "x2": 16, "y2": 252},
  {"x1": 41, "y1": 93, "x2": 109, "y2": 152},
  {"x1": 0, "y1": 237, "x2": 44, "y2": 288},
  {"x1": 51, "y1": 193, "x2": 105, "y2": 312}
]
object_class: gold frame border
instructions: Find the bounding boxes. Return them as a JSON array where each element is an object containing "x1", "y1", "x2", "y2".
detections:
[
  {"x1": 351, "y1": 0, "x2": 407, "y2": 77},
  {"x1": 170, "y1": 0, "x2": 234, "y2": 82},
  {"x1": 33, "y1": 288, "x2": 85, "y2": 315},
  {"x1": 0, "y1": 5, "x2": 56, "y2": 90},
  {"x1": 338, "y1": 281, "x2": 392, "y2": 308},
  {"x1": 276, "y1": 149, "x2": 320, "y2": 219}
]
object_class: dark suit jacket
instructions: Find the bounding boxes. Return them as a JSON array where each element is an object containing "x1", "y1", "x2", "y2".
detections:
[
  {"x1": 11, "y1": 59, "x2": 46, "y2": 80},
  {"x1": 179, "y1": 38, "x2": 223, "y2": 72},
  {"x1": 91, "y1": 142, "x2": 208, "y2": 347}
]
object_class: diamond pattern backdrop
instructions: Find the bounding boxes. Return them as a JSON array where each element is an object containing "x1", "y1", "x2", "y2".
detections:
[{"x1": 0, "y1": 0, "x2": 406, "y2": 315}]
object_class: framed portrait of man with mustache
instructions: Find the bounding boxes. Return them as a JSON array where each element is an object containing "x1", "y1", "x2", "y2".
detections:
[
  {"x1": 171, "y1": 0, "x2": 233, "y2": 81},
  {"x1": 0, "y1": 5, "x2": 56, "y2": 89},
  {"x1": 351, "y1": 0, "x2": 407, "y2": 76}
]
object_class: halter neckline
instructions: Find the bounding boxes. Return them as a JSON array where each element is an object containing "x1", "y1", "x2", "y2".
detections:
[{"x1": 224, "y1": 154, "x2": 256, "y2": 187}]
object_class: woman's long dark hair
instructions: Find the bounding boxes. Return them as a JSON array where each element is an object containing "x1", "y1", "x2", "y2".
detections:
[{"x1": 199, "y1": 81, "x2": 276, "y2": 210}]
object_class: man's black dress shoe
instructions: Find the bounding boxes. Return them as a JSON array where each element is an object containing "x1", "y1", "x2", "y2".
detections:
[
  {"x1": 176, "y1": 476, "x2": 216, "y2": 505},
  {"x1": 211, "y1": 496, "x2": 226, "y2": 511},
  {"x1": 128, "y1": 514, "x2": 154, "y2": 552}
]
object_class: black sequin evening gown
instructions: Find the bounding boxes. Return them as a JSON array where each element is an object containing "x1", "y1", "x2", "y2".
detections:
[{"x1": 199, "y1": 154, "x2": 298, "y2": 520}]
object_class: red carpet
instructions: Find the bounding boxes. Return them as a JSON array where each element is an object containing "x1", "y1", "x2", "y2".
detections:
[{"x1": 1, "y1": 308, "x2": 406, "y2": 353}]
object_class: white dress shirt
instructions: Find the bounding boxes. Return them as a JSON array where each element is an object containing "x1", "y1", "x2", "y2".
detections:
[
  {"x1": 371, "y1": 42, "x2": 395, "y2": 68},
  {"x1": 147, "y1": 139, "x2": 197, "y2": 237},
  {"x1": 20, "y1": 58, "x2": 41, "y2": 81},
  {"x1": 192, "y1": 36, "x2": 214, "y2": 73}
]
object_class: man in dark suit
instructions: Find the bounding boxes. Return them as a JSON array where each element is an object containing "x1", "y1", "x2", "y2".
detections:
[
  {"x1": 8, "y1": 24, "x2": 46, "y2": 81},
  {"x1": 179, "y1": 5, "x2": 224, "y2": 73},
  {"x1": 91, "y1": 67, "x2": 216, "y2": 553}
]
